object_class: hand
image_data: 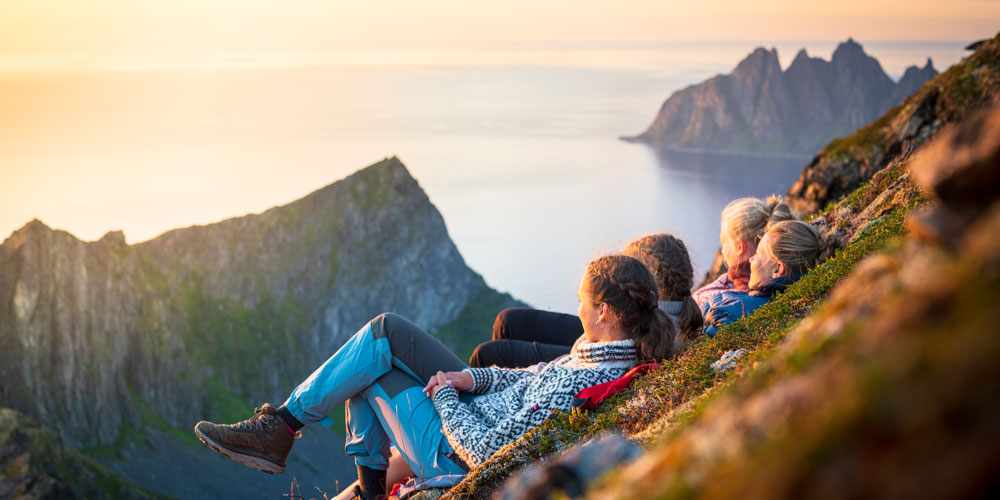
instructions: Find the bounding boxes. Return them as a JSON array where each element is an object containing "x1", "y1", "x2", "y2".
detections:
[{"x1": 423, "y1": 370, "x2": 473, "y2": 398}]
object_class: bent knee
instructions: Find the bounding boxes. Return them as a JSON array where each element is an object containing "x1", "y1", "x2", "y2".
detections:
[
  {"x1": 370, "y1": 312, "x2": 407, "y2": 339},
  {"x1": 492, "y1": 308, "x2": 524, "y2": 341},
  {"x1": 469, "y1": 340, "x2": 502, "y2": 368}
]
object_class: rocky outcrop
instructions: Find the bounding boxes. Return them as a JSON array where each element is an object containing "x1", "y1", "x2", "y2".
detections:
[
  {"x1": 624, "y1": 39, "x2": 937, "y2": 156},
  {"x1": 0, "y1": 408, "x2": 160, "y2": 499},
  {"x1": 0, "y1": 157, "x2": 521, "y2": 496},
  {"x1": 787, "y1": 33, "x2": 1000, "y2": 214}
]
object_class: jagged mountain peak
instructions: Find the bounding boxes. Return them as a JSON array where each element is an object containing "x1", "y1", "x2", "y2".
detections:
[
  {"x1": 98, "y1": 230, "x2": 126, "y2": 246},
  {"x1": 833, "y1": 37, "x2": 864, "y2": 56},
  {"x1": 627, "y1": 38, "x2": 934, "y2": 155},
  {"x1": 733, "y1": 46, "x2": 781, "y2": 76}
]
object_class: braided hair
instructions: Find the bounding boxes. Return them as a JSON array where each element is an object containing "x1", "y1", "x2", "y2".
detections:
[
  {"x1": 758, "y1": 220, "x2": 841, "y2": 274},
  {"x1": 622, "y1": 234, "x2": 703, "y2": 342},
  {"x1": 583, "y1": 255, "x2": 677, "y2": 362}
]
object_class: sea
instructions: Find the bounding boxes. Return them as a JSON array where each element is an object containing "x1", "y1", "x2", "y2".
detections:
[{"x1": 0, "y1": 41, "x2": 970, "y2": 313}]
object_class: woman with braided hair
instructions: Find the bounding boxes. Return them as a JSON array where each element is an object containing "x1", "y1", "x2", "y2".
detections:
[
  {"x1": 470, "y1": 232, "x2": 700, "y2": 369},
  {"x1": 194, "y1": 254, "x2": 673, "y2": 500}
]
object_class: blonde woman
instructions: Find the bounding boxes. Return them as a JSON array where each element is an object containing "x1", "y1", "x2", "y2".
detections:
[
  {"x1": 692, "y1": 195, "x2": 794, "y2": 309},
  {"x1": 702, "y1": 220, "x2": 837, "y2": 336}
]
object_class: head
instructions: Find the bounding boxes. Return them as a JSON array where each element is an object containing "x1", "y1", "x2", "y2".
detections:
[
  {"x1": 578, "y1": 254, "x2": 677, "y2": 362},
  {"x1": 622, "y1": 234, "x2": 703, "y2": 341},
  {"x1": 720, "y1": 195, "x2": 794, "y2": 268},
  {"x1": 749, "y1": 220, "x2": 836, "y2": 289}
]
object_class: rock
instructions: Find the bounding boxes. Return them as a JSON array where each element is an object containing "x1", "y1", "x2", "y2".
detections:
[
  {"x1": 910, "y1": 106, "x2": 1000, "y2": 213},
  {"x1": 98, "y1": 230, "x2": 126, "y2": 246},
  {"x1": 787, "y1": 33, "x2": 1000, "y2": 215},
  {"x1": 711, "y1": 349, "x2": 748, "y2": 373},
  {"x1": 625, "y1": 39, "x2": 936, "y2": 156},
  {"x1": 907, "y1": 106, "x2": 1000, "y2": 245},
  {"x1": 498, "y1": 433, "x2": 643, "y2": 500},
  {"x1": 0, "y1": 408, "x2": 157, "y2": 499},
  {"x1": 696, "y1": 248, "x2": 727, "y2": 289}
]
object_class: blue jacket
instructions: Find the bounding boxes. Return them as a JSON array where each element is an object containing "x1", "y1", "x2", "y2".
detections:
[{"x1": 701, "y1": 275, "x2": 800, "y2": 337}]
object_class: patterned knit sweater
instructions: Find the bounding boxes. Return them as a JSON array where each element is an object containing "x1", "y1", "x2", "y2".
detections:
[{"x1": 431, "y1": 338, "x2": 639, "y2": 468}]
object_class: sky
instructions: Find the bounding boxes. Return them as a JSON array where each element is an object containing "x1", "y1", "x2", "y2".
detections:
[
  {"x1": 1, "y1": 0, "x2": 997, "y2": 60},
  {"x1": 0, "y1": 0, "x2": 996, "y2": 249}
]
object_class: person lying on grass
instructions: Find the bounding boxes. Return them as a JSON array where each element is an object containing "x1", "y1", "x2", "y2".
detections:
[
  {"x1": 692, "y1": 195, "x2": 796, "y2": 309},
  {"x1": 702, "y1": 220, "x2": 837, "y2": 336},
  {"x1": 471, "y1": 233, "x2": 701, "y2": 369},
  {"x1": 194, "y1": 254, "x2": 676, "y2": 500}
]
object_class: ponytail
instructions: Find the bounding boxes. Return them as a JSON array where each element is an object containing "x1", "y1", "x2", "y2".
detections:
[
  {"x1": 760, "y1": 221, "x2": 841, "y2": 274},
  {"x1": 723, "y1": 195, "x2": 795, "y2": 244},
  {"x1": 675, "y1": 296, "x2": 704, "y2": 342},
  {"x1": 585, "y1": 255, "x2": 678, "y2": 362},
  {"x1": 622, "y1": 234, "x2": 704, "y2": 342}
]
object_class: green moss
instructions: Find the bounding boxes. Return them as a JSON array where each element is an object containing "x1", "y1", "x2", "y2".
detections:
[
  {"x1": 202, "y1": 379, "x2": 254, "y2": 427},
  {"x1": 83, "y1": 421, "x2": 149, "y2": 461},
  {"x1": 178, "y1": 276, "x2": 307, "y2": 397}
]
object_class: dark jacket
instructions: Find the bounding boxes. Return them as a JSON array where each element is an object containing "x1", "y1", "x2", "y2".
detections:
[{"x1": 701, "y1": 275, "x2": 800, "y2": 337}]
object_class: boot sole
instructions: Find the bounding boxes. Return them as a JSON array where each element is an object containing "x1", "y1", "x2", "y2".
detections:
[{"x1": 194, "y1": 425, "x2": 286, "y2": 474}]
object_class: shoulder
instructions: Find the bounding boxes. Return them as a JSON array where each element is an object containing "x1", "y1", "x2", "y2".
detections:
[
  {"x1": 710, "y1": 289, "x2": 749, "y2": 308},
  {"x1": 694, "y1": 274, "x2": 735, "y2": 307}
]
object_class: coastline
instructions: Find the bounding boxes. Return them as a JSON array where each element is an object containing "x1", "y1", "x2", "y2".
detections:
[{"x1": 618, "y1": 135, "x2": 814, "y2": 160}]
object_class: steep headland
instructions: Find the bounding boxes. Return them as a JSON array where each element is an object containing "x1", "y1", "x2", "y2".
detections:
[
  {"x1": 787, "y1": 35, "x2": 1000, "y2": 214},
  {"x1": 0, "y1": 157, "x2": 522, "y2": 498},
  {"x1": 623, "y1": 39, "x2": 937, "y2": 156}
]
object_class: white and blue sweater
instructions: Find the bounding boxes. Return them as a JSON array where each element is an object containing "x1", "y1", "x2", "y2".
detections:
[{"x1": 431, "y1": 338, "x2": 638, "y2": 468}]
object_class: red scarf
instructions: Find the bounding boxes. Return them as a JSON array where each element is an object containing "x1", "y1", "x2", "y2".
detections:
[{"x1": 727, "y1": 260, "x2": 751, "y2": 290}]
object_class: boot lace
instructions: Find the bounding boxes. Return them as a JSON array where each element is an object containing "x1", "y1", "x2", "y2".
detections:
[{"x1": 232, "y1": 405, "x2": 276, "y2": 433}]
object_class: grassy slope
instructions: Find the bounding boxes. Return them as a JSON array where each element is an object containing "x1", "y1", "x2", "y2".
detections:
[
  {"x1": 592, "y1": 184, "x2": 1000, "y2": 499},
  {"x1": 435, "y1": 154, "x2": 929, "y2": 500},
  {"x1": 431, "y1": 33, "x2": 1000, "y2": 500}
]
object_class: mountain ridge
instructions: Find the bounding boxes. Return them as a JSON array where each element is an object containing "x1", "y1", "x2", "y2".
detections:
[
  {"x1": 623, "y1": 39, "x2": 937, "y2": 155},
  {"x1": 0, "y1": 157, "x2": 523, "y2": 498}
]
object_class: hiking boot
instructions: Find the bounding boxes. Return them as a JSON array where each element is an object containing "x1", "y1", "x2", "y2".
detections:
[
  {"x1": 349, "y1": 484, "x2": 386, "y2": 500},
  {"x1": 193, "y1": 403, "x2": 295, "y2": 474}
]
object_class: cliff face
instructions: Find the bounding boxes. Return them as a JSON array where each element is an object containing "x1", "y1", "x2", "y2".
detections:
[
  {"x1": 0, "y1": 408, "x2": 160, "y2": 500},
  {"x1": 0, "y1": 157, "x2": 521, "y2": 496},
  {"x1": 787, "y1": 33, "x2": 1000, "y2": 214},
  {"x1": 625, "y1": 39, "x2": 937, "y2": 155}
]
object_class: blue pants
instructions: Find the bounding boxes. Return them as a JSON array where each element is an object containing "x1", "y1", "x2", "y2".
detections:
[{"x1": 284, "y1": 313, "x2": 469, "y2": 477}]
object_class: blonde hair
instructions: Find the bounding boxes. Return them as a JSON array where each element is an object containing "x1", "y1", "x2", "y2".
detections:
[
  {"x1": 721, "y1": 195, "x2": 794, "y2": 244},
  {"x1": 759, "y1": 220, "x2": 838, "y2": 274}
]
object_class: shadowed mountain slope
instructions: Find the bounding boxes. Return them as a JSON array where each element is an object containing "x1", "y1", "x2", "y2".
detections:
[
  {"x1": 0, "y1": 157, "x2": 522, "y2": 498},
  {"x1": 624, "y1": 39, "x2": 937, "y2": 156}
]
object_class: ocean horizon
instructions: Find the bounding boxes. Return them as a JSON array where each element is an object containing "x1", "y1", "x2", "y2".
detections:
[{"x1": 0, "y1": 40, "x2": 972, "y2": 312}]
